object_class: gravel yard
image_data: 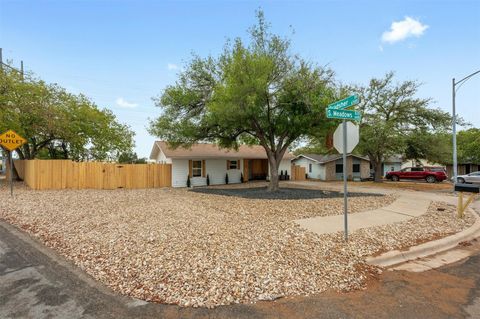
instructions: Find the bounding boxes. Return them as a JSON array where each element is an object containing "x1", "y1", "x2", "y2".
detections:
[{"x1": 0, "y1": 183, "x2": 474, "y2": 308}]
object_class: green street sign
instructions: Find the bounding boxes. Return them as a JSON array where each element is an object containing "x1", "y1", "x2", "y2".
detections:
[
  {"x1": 327, "y1": 108, "x2": 361, "y2": 121},
  {"x1": 328, "y1": 95, "x2": 360, "y2": 110}
]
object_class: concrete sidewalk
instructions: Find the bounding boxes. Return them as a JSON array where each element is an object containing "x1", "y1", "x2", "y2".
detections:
[{"x1": 295, "y1": 191, "x2": 456, "y2": 235}]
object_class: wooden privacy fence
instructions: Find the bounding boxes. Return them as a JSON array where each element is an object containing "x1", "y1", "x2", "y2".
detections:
[
  {"x1": 14, "y1": 160, "x2": 172, "y2": 190},
  {"x1": 291, "y1": 164, "x2": 306, "y2": 181}
]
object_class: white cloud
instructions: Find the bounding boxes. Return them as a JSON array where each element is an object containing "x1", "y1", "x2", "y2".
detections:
[
  {"x1": 381, "y1": 17, "x2": 429, "y2": 44},
  {"x1": 115, "y1": 97, "x2": 138, "y2": 108},
  {"x1": 167, "y1": 63, "x2": 179, "y2": 70}
]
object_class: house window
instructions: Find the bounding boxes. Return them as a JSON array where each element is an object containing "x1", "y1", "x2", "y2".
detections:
[
  {"x1": 335, "y1": 164, "x2": 343, "y2": 173},
  {"x1": 353, "y1": 164, "x2": 360, "y2": 173},
  {"x1": 192, "y1": 160, "x2": 202, "y2": 177},
  {"x1": 309, "y1": 163, "x2": 312, "y2": 173},
  {"x1": 229, "y1": 160, "x2": 238, "y2": 169}
]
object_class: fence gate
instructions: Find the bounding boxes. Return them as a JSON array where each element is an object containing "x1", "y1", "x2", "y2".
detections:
[{"x1": 291, "y1": 164, "x2": 306, "y2": 181}]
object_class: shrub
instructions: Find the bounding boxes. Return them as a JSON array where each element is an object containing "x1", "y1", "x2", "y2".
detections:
[
  {"x1": 207, "y1": 174, "x2": 210, "y2": 186},
  {"x1": 187, "y1": 175, "x2": 191, "y2": 188},
  {"x1": 225, "y1": 173, "x2": 229, "y2": 184}
]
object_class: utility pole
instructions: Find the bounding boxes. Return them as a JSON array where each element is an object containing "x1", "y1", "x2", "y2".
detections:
[
  {"x1": 452, "y1": 70, "x2": 480, "y2": 185},
  {"x1": 0, "y1": 48, "x2": 26, "y2": 184},
  {"x1": 452, "y1": 78, "x2": 457, "y2": 183}
]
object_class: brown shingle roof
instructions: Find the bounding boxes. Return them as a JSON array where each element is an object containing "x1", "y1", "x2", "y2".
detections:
[{"x1": 151, "y1": 141, "x2": 295, "y2": 160}]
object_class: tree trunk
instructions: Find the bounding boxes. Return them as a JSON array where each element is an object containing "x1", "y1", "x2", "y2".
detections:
[
  {"x1": 373, "y1": 160, "x2": 383, "y2": 182},
  {"x1": 266, "y1": 153, "x2": 280, "y2": 192}
]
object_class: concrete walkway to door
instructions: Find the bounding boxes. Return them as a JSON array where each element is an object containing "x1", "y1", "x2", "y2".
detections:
[{"x1": 292, "y1": 182, "x2": 458, "y2": 236}]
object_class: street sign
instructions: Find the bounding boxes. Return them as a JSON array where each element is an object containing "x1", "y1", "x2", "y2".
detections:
[
  {"x1": 327, "y1": 95, "x2": 359, "y2": 110},
  {"x1": 333, "y1": 121, "x2": 359, "y2": 154},
  {"x1": 327, "y1": 108, "x2": 361, "y2": 121},
  {"x1": 0, "y1": 130, "x2": 26, "y2": 151}
]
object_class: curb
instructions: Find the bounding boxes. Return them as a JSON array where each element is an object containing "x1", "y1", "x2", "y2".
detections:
[{"x1": 366, "y1": 207, "x2": 480, "y2": 268}]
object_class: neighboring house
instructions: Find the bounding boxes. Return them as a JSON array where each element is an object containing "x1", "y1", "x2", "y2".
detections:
[
  {"x1": 292, "y1": 154, "x2": 370, "y2": 181},
  {"x1": 149, "y1": 141, "x2": 294, "y2": 187},
  {"x1": 446, "y1": 162, "x2": 479, "y2": 177},
  {"x1": 401, "y1": 158, "x2": 443, "y2": 169},
  {"x1": 382, "y1": 155, "x2": 403, "y2": 176}
]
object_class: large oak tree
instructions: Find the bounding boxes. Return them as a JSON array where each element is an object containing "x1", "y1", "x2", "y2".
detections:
[
  {"x1": 149, "y1": 12, "x2": 336, "y2": 191},
  {"x1": 352, "y1": 72, "x2": 452, "y2": 181}
]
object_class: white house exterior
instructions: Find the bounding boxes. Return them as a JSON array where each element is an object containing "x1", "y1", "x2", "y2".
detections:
[
  {"x1": 150, "y1": 141, "x2": 294, "y2": 188},
  {"x1": 292, "y1": 153, "x2": 371, "y2": 181},
  {"x1": 382, "y1": 155, "x2": 403, "y2": 176}
]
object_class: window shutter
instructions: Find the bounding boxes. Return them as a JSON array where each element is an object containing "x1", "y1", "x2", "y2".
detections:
[
  {"x1": 202, "y1": 160, "x2": 206, "y2": 177},
  {"x1": 227, "y1": 160, "x2": 230, "y2": 170},
  {"x1": 188, "y1": 160, "x2": 192, "y2": 177}
]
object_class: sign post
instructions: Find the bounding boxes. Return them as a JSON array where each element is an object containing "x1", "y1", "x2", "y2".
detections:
[
  {"x1": 0, "y1": 130, "x2": 27, "y2": 196},
  {"x1": 328, "y1": 95, "x2": 361, "y2": 241},
  {"x1": 342, "y1": 120, "x2": 348, "y2": 241}
]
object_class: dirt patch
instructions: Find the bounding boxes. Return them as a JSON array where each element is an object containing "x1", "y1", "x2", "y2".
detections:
[{"x1": 358, "y1": 180, "x2": 453, "y2": 192}]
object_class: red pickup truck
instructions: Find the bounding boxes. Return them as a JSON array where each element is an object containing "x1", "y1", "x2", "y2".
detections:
[{"x1": 385, "y1": 166, "x2": 448, "y2": 183}]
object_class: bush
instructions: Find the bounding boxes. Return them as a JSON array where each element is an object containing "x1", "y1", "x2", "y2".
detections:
[
  {"x1": 187, "y1": 175, "x2": 191, "y2": 188},
  {"x1": 240, "y1": 172, "x2": 244, "y2": 183},
  {"x1": 206, "y1": 174, "x2": 210, "y2": 186},
  {"x1": 225, "y1": 173, "x2": 229, "y2": 184}
]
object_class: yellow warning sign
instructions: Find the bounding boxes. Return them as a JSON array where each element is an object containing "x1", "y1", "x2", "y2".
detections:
[{"x1": 0, "y1": 130, "x2": 27, "y2": 151}]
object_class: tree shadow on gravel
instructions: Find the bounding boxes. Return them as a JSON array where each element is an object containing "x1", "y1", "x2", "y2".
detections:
[{"x1": 189, "y1": 187, "x2": 383, "y2": 200}]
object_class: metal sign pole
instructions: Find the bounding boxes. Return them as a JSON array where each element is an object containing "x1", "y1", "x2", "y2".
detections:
[
  {"x1": 342, "y1": 120, "x2": 348, "y2": 241},
  {"x1": 10, "y1": 150, "x2": 13, "y2": 197}
]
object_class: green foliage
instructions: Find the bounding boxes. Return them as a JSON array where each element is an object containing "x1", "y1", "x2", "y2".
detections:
[
  {"x1": 404, "y1": 131, "x2": 452, "y2": 165},
  {"x1": 0, "y1": 66, "x2": 135, "y2": 160},
  {"x1": 293, "y1": 139, "x2": 333, "y2": 155},
  {"x1": 351, "y1": 72, "x2": 452, "y2": 180},
  {"x1": 149, "y1": 10, "x2": 336, "y2": 190},
  {"x1": 458, "y1": 128, "x2": 480, "y2": 164},
  {"x1": 118, "y1": 151, "x2": 147, "y2": 164}
]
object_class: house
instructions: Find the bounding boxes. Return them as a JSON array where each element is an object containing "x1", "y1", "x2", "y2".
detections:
[
  {"x1": 149, "y1": 141, "x2": 294, "y2": 187},
  {"x1": 401, "y1": 158, "x2": 443, "y2": 169},
  {"x1": 446, "y1": 162, "x2": 479, "y2": 177},
  {"x1": 292, "y1": 154, "x2": 370, "y2": 181},
  {"x1": 382, "y1": 155, "x2": 403, "y2": 176}
]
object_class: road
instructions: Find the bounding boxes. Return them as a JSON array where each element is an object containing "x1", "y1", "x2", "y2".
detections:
[{"x1": 1, "y1": 219, "x2": 480, "y2": 319}]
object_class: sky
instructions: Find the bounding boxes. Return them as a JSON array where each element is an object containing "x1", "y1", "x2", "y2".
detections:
[{"x1": 1, "y1": 0, "x2": 479, "y2": 158}]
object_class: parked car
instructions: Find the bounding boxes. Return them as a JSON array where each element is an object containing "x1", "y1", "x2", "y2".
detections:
[
  {"x1": 385, "y1": 166, "x2": 447, "y2": 183},
  {"x1": 454, "y1": 171, "x2": 480, "y2": 184}
]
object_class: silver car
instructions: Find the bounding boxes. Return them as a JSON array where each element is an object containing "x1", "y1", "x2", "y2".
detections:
[{"x1": 456, "y1": 171, "x2": 480, "y2": 184}]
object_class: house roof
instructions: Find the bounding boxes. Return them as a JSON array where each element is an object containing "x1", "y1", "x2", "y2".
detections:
[
  {"x1": 294, "y1": 153, "x2": 370, "y2": 164},
  {"x1": 150, "y1": 141, "x2": 295, "y2": 160}
]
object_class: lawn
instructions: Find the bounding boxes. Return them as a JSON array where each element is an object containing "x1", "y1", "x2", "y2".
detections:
[{"x1": 0, "y1": 183, "x2": 473, "y2": 308}]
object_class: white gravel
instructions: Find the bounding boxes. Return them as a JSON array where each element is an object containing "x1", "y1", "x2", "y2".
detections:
[{"x1": 0, "y1": 183, "x2": 474, "y2": 308}]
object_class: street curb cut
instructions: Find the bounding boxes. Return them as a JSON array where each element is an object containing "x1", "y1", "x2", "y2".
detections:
[{"x1": 366, "y1": 207, "x2": 480, "y2": 268}]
